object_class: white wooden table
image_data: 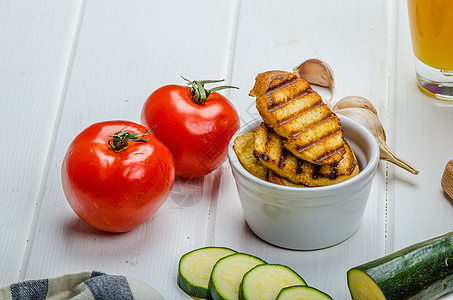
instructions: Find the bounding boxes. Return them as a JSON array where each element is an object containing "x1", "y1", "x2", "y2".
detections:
[{"x1": 2, "y1": 1, "x2": 453, "y2": 299}]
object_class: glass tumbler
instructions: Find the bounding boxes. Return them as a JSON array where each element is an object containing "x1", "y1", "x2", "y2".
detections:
[{"x1": 407, "y1": 0, "x2": 453, "y2": 101}]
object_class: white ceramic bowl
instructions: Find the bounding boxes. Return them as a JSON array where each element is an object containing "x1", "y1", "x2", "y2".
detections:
[{"x1": 228, "y1": 115, "x2": 379, "y2": 250}]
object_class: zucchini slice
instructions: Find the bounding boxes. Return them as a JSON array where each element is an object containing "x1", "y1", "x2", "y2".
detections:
[
  {"x1": 239, "y1": 264, "x2": 306, "y2": 300},
  {"x1": 347, "y1": 231, "x2": 453, "y2": 300},
  {"x1": 209, "y1": 253, "x2": 266, "y2": 300},
  {"x1": 276, "y1": 285, "x2": 333, "y2": 299},
  {"x1": 178, "y1": 247, "x2": 236, "y2": 299}
]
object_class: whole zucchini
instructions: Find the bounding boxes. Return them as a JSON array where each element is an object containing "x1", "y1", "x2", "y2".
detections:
[{"x1": 347, "y1": 231, "x2": 453, "y2": 300}]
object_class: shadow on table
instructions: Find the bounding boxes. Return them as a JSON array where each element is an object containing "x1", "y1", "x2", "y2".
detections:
[{"x1": 443, "y1": 191, "x2": 453, "y2": 206}]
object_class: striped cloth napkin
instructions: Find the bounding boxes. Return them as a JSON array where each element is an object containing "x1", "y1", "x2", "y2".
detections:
[{"x1": 0, "y1": 271, "x2": 163, "y2": 299}]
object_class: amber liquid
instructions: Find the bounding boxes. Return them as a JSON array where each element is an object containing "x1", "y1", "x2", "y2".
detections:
[{"x1": 407, "y1": 0, "x2": 453, "y2": 70}]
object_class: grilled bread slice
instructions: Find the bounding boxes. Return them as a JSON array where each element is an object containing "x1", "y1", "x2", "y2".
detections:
[
  {"x1": 249, "y1": 70, "x2": 346, "y2": 166},
  {"x1": 268, "y1": 170, "x2": 307, "y2": 187},
  {"x1": 253, "y1": 123, "x2": 359, "y2": 187},
  {"x1": 233, "y1": 132, "x2": 269, "y2": 181}
]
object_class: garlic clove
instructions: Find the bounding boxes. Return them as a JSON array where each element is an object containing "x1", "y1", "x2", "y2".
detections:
[
  {"x1": 333, "y1": 107, "x2": 382, "y2": 138},
  {"x1": 379, "y1": 142, "x2": 420, "y2": 175},
  {"x1": 293, "y1": 59, "x2": 335, "y2": 104},
  {"x1": 332, "y1": 96, "x2": 384, "y2": 140},
  {"x1": 335, "y1": 107, "x2": 419, "y2": 175},
  {"x1": 332, "y1": 95, "x2": 378, "y2": 116}
]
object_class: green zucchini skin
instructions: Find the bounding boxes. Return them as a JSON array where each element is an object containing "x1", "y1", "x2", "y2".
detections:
[
  {"x1": 177, "y1": 247, "x2": 236, "y2": 299},
  {"x1": 276, "y1": 285, "x2": 333, "y2": 299},
  {"x1": 348, "y1": 231, "x2": 453, "y2": 300},
  {"x1": 239, "y1": 264, "x2": 306, "y2": 300},
  {"x1": 209, "y1": 253, "x2": 266, "y2": 300}
]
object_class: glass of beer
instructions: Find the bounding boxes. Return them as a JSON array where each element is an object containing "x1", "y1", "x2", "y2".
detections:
[{"x1": 407, "y1": 0, "x2": 453, "y2": 101}]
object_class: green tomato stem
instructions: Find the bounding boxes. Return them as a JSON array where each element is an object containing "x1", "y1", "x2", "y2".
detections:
[
  {"x1": 182, "y1": 76, "x2": 239, "y2": 105},
  {"x1": 107, "y1": 125, "x2": 154, "y2": 152}
]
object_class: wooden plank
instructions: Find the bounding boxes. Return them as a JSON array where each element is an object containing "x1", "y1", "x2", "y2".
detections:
[
  {"x1": 21, "y1": 0, "x2": 236, "y2": 298},
  {"x1": 9, "y1": 0, "x2": 451, "y2": 298},
  {"x1": 0, "y1": 0, "x2": 82, "y2": 286},
  {"x1": 390, "y1": 0, "x2": 453, "y2": 253},
  {"x1": 215, "y1": 0, "x2": 390, "y2": 298}
]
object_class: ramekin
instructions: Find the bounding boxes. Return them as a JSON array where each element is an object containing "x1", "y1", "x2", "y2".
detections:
[{"x1": 227, "y1": 115, "x2": 379, "y2": 250}]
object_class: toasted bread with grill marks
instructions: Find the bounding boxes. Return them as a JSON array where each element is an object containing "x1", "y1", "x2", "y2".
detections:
[
  {"x1": 268, "y1": 170, "x2": 307, "y2": 187},
  {"x1": 233, "y1": 132, "x2": 269, "y2": 181},
  {"x1": 253, "y1": 123, "x2": 359, "y2": 187},
  {"x1": 249, "y1": 70, "x2": 346, "y2": 166}
]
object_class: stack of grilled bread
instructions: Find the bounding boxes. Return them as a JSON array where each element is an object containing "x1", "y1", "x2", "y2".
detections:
[{"x1": 233, "y1": 70, "x2": 359, "y2": 187}]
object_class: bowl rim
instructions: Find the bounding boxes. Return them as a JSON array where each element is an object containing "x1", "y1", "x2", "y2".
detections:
[{"x1": 227, "y1": 115, "x2": 380, "y2": 192}]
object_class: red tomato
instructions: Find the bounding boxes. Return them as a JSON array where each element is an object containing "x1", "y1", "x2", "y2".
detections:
[
  {"x1": 141, "y1": 79, "x2": 240, "y2": 178},
  {"x1": 61, "y1": 121, "x2": 175, "y2": 232}
]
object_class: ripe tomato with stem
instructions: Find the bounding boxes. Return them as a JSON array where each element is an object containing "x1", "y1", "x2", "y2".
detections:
[
  {"x1": 61, "y1": 121, "x2": 175, "y2": 232},
  {"x1": 141, "y1": 78, "x2": 240, "y2": 178}
]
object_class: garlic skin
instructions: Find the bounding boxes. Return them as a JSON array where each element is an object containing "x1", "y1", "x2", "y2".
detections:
[
  {"x1": 334, "y1": 107, "x2": 419, "y2": 175},
  {"x1": 332, "y1": 95, "x2": 378, "y2": 116},
  {"x1": 293, "y1": 59, "x2": 335, "y2": 104}
]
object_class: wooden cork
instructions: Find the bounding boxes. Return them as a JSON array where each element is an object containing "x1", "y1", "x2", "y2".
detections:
[{"x1": 441, "y1": 160, "x2": 453, "y2": 199}]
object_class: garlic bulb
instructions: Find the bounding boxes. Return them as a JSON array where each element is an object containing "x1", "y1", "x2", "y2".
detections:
[
  {"x1": 293, "y1": 59, "x2": 335, "y2": 105},
  {"x1": 334, "y1": 107, "x2": 419, "y2": 175}
]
